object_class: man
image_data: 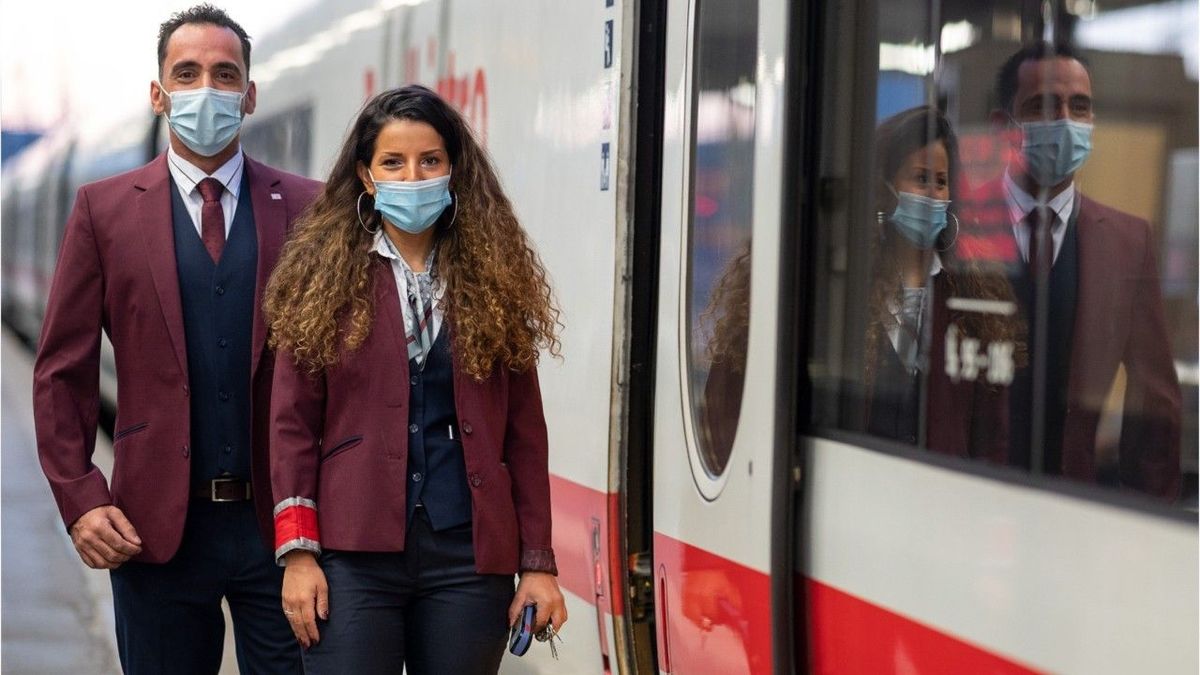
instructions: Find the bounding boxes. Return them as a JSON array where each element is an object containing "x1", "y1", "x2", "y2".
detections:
[
  {"x1": 977, "y1": 42, "x2": 1181, "y2": 499},
  {"x1": 33, "y1": 5, "x2": 320, "y2": 672}
]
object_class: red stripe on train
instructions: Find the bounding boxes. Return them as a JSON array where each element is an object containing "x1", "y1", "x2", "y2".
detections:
[
  {"x1": 806, "y1": 579, "x2": 1042, "y2": 674},
  {"x1": 549, "y1": 473, "x2": 1039, "y2": 673}
]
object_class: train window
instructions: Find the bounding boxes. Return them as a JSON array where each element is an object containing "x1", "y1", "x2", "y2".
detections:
[
  {"x1": 241, "y1": 104, "x2": 314, "y2": 178},
  {"x1": 807, "y1": 0, "x2": 1198, "y2": 508},
  {"x1": 684, "y1": 0, "x2": 758, "y2": 483}
]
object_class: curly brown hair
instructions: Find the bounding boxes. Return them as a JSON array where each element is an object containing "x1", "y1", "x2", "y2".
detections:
[
  {"x1": 264, "y1": 85, "x2": 561, "y2": 379},
  {"x1": 865, "y1": 106, "x2": 1025, "y2": 382}
]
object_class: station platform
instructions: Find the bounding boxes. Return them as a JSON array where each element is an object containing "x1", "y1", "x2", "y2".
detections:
[{"x1": 1, "y1": 329, "x2": 237, "y2": 674}]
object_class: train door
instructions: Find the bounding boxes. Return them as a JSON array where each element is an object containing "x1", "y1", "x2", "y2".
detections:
[{"x1": 647, "y1": 0, "x2": 793, "y2": 672}]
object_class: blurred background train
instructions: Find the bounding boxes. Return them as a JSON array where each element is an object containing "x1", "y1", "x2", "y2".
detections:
[{"x1": 3, "y1": 0, "x2": 1197, "y2": 673}]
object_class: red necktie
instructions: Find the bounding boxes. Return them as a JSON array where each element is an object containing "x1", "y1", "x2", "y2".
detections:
[
  {"x1": 197, "y1": 177, "x2": 226, "y2": 263},
  {"x1": 1024, "y1": 206, "x2": 1053, "y2": 278}
]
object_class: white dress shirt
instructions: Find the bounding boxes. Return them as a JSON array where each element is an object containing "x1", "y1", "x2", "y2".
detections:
[
  {"x1": 371, "y1": 231, "x2": 445, "y2": 344},
  {"x1": 166, "y1": 145, "x2": 244, "y2": 237},
  {"x1": 1003, "y1": 170, "x2": 1075, "y2": 266}
]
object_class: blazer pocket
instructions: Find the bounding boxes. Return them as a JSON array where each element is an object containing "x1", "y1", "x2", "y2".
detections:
[
  {"x1": 113, "y1": 422, "x2": 149, "y2": 442},
  {"x1": 320, "y1": 435, "x2": 364, "y2": 462}
]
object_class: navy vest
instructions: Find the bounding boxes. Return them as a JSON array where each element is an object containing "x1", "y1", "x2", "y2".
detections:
[
  {"x1": 1009, "y1": 201, "x2": 1080, "y2": 473},
  {"x1": 406, "y1": 328, "x2": 472, "y2": 529},
  {"x1": 170, "y1": 174, "x2": 258, "y2": 485}
]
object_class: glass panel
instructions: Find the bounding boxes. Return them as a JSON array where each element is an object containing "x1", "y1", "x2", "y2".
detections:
[
  {"x1": 686, "y1": 0, "x2": 758, "y2": 478},
  {"x1": 808, "y1": 0, "x2": 1198, "y2": 507}
]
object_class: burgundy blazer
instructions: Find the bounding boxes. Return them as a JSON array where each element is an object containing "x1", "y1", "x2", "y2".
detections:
[
  {"x1": 270, "y1": 257, "x2": 557, "y2": 576},
  {"x1": 32, "y1": 153, "x2": 322, "y2": 562},
  {"x1": 957, "y1": 179, "x2": 1181, "y2": 498}
]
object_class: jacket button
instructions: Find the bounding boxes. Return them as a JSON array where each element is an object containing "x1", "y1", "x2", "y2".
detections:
[
  {"x1": 182, "y1": 385, "x2": 189, "y2": 396},
  {"x1": 469, "y1": 473, "x2": 482, "y2": 487},
  {"x1": 462, "y1": 422, "x2": 473, "y2": 435},
  {"x1": 182, "y1": 444, "x2": 190, "y2": 458},
  {"x1": 215, "y1": 285, "x2": 226, "y2": 295}
]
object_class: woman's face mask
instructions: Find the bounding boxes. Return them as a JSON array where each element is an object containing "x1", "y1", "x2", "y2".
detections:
[
  {"x1": 887, "y1": 186, "x2": 950, "y2": 249},
  {"x1": 370, "y1": 171, "x2": 453, "y2": 234}
]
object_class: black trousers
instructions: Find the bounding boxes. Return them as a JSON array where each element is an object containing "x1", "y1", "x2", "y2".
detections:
[
  {"x1": 304, "y1": 508, "x2": 515, "y2": 674},
  {"x1": 109, "y1": 500, "x2": 301, "y2": 675}
]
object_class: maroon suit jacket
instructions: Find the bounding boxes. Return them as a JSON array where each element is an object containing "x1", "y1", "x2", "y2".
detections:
[
  {"x1": 33, "y1": 153, "x2": 322, "y2": 562},
  {"x1": 958, "y1": 179, "x2": 1181, "y2": 498},
  {"x1": 270, "y1": 257, "x2": 557, "y2": 575}
]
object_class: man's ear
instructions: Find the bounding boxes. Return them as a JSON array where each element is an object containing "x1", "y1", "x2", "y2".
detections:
[
  {"x1": 243, "y1": 81, "x2": 257, "y2": 116},
  {"x1": 150, "y1": 80, "x2": 168, "y2": 115}
]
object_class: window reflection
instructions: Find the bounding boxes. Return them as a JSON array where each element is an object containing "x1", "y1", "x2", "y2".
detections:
[
  {"x1": 686, "y1": 0, "x2": 758, "y2": 479},
  {"x1": 810, "y1": 0, "x2": 1198, "y2": 506}
]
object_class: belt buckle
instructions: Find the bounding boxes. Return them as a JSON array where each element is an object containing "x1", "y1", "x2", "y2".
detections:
[{"x1": 210, "y1": 477, "x2": 243, "y2": 502}]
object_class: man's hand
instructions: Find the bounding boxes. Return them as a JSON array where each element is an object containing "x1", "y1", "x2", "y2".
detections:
[
  {"x1": 282, "y1": 550, "x2": 328, "y2": 648},
  {"x1": 69, "y1": 505, "x2": 142, "y2": 569}
]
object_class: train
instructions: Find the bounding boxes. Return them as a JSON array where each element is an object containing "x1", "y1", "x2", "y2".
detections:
[{"x1": 3, "y1": 0, "x2": 1197, "y2": 673}]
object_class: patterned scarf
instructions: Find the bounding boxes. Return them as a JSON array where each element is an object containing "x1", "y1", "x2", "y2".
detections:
[{"x1": 382, "y1": 236, "x2": 437, "y2": 368}]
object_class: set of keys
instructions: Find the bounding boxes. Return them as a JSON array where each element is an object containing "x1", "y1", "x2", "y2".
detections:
[{"x1": 535, "y1": 622, "x2": 562, "y2": 660}]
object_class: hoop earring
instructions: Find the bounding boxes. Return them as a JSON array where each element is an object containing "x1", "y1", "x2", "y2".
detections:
[
  {"x1": 447, "y1": 191, "x2": 458, "y2": 229},
  {"x1": 357, "y1": 191, "x2": 379, "y2": 234},
  {"x1": 937, "y1": 212, "x2": 960, "y2": 252}
]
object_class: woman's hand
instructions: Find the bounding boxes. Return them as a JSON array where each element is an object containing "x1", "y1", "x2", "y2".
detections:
[
  {"x1": 282, "y1": 550, "x2": 329, "y2": 648},
  {"x1": 508, "y1": 571, "x2": 568, "y2": 636}
]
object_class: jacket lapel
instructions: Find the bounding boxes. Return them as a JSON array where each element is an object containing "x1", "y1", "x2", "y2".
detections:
[
  {"x1": 1066, "y1": 195, "x2": 1118, "y2": 412},
  {"x1": 245, "y1": 156, "x2": 286, "y2": 378},
  {"x1": 135, "y1": 155, "x2": 189, "y2": 380},
  {"x1": 376, "y1": 259, "x2": 410, "y2": 357}
]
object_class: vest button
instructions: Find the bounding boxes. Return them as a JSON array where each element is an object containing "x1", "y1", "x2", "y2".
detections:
[
  {"x1": 410, "y1": 376, "x2": 418, "y2": 386},
  {"x1": 224, "y1": 444, "x2": 233, "y2": 454},
  {"x1": 411, "y1": 472, "x2": 423, "y2": 482},
  {"x1": 409, "y1": 423, "x2": 419, "y2": 434},
  {"x1": 219, "y1": 390, "x2": 230, "y2": 401},
  {"x1": 462, "y1": 422, "x2": 473, "y2": 435},
  {"x1": 469, "y1": 473, "x2": 482, "y2": 487},
  {"x1": 215, "y1": 286, "x2": 226, "y2": 295},
  {"x1": 218, "y1": 337, "x2": 228, "y2": 348}
]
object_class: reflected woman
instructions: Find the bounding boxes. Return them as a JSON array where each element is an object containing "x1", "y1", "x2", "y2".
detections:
[
  {"x1": 263, "y1": 85, "x2": 566, "y2": 673},
  {"x1": 864, "y1": 105, "x2": 1022, "y2": 458}
]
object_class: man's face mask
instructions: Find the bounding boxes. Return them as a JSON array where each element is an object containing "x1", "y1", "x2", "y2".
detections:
[
  {"x1": 1020, "y1": 118, "x2": 1093, "y2": 187},
  {"x1": 159, "y1": 84, "x2": 246, "y2": 157}
]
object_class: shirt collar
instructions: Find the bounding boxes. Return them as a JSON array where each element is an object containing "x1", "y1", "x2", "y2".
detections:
[
  {"x1": 166, "y1": 144, "x2": 244, "y2": 198},
  {"x1": 372, "y1": 231, "x2": 438, "y2": 279},
  {"x1": 1002, "y1": 169, "x2": 1075, "y2": 226}
]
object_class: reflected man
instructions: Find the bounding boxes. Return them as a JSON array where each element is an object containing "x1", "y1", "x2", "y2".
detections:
[{"x1": 980, "y1": 43, "x2": 1181, "y2": 498}]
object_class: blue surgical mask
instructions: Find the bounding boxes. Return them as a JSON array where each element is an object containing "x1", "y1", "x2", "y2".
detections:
[
  {"x1": 370, "y1": 172, "x2": 452, "y2": 234},
  {"x1": 888, "y1": 188, "x2": 949, "y2": 249},
  {"x1": 1021, "y1": 119, "x2": 1093, "y2": 187},
  {"x1": 160, "y1": 84, "x2": 246, "y2": 157}
]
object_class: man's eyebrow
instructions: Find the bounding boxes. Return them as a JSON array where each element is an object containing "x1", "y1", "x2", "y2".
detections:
[{"x1": 169, "y1": 60, "x2": 201, "y2": 73}]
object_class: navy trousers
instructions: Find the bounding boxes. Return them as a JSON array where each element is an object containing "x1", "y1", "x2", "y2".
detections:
[
  {"x1": 109, "y1": 500, "x2": 301, "y2": 674},
  {"x1": 303, "y1": 508, "x2": 515, "y2": 674}
]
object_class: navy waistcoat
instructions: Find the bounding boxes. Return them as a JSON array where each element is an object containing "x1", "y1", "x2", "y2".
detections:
[
  {"x1": 170, "y1": 174, "x2": 258, "y2": 485},
  {"x1": 1009, "y1": 202, "x2": 1080, "y2": 473},
  {"x1": 406, "y1": 328, "x2": 472, "y2": 530}
]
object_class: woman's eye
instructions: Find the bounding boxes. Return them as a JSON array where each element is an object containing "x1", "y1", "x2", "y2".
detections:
[{"x1": 422, "y1": 157, "x2": 440, "y2": 167}]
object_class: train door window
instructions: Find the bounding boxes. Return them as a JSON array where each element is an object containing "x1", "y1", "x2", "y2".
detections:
[
  {"x1": 684, "y1": 0, "x2": 759, "y2": 485},
  {"x1": 807, "y1": 0, "x2": 1198, "y2": 508}
]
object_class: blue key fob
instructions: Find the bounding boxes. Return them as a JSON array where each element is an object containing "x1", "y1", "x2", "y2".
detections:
[{"x1": 508, "y1": 604, "x2": 535, "y2": 656}]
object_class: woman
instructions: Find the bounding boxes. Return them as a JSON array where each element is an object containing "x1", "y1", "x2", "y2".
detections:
[
  {"x1": 862, "y1": 105, "x2": 1022, "y2": 458},
  {"x1": 263, "y1": 85, "x2": 566, "y2": 673}
]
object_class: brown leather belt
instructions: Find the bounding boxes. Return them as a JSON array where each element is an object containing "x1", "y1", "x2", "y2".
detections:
[{"x1": 191, "y1": 477, "x2": 252, "y2": 502}]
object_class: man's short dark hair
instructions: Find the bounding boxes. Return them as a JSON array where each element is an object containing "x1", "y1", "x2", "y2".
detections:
[
  {"x1": 995, "y1": 42, "x2": 1089, "y2": 113},
  {"x1": 157, "y1": 4, "x2": 252, "y2": 77}
]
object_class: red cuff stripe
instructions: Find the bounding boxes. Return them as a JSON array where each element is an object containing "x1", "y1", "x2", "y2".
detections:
[{"x1": 274, "y1": 504, "x2": 320, "y2": 551}]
